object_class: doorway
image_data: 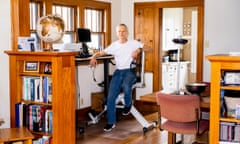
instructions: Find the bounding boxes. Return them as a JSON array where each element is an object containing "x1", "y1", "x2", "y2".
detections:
[
  {"x1": 134, "y1": 0, "x2": 204, "y2": 91},
  {"x1": 161, "y1": 7, "x2": 198, "y2": 92}
]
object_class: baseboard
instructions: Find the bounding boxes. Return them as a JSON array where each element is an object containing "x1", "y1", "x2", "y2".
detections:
[{"x1": 76, "y1": 107, "x2": 91, "y2": 121}]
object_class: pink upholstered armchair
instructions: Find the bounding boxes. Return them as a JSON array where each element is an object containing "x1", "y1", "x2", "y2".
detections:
[{"x1": 156, "y1": 92, "x2": 209, "y2": 144}]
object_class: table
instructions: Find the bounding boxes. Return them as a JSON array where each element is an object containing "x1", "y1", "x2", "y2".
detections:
[
  {"x1": 139, "y1": 92, "x2": 210, "y2": 109},
  {"x1": 0, "y1": 127, "x2": 34, "y2": 144}
]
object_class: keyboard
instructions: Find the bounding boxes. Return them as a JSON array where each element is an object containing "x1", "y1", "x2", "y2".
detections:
[{"x1": 75, "y1": 54, "x2": 92, "y2": 58}]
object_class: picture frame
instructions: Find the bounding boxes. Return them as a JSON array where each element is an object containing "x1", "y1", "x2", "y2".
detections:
[
  {"x1": 24, "y1": 61, "x2": 39, "y2": 72},
  {"x1": 44, "y1": 62, "x2": 52, "y2": 74}
]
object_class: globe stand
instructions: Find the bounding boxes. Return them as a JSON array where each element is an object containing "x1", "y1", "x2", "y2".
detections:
[{"x1": 43, "y1": 43, "x2": 53, "y2": 51}]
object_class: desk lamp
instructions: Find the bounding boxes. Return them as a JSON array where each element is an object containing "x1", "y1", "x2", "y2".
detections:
[
  {"x1": 77, "y1": 28, "x2": 91, "y2": 57},
  {"x1": 172, "y1": 37, "x2": 188, "y2": 94}
]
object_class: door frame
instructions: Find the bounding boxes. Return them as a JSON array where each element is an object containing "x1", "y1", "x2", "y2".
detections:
[{"x1": 135, "y1": 0, "x2": 204, "y2": 91}]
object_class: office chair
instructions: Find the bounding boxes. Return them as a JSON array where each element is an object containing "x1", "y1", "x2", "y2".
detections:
[
  {"x1": 88, "y1": 51, "x2": 157, "y2": 133},
  {"x1": 156, "y1": 92, "x2": 209, "y2": 144}
]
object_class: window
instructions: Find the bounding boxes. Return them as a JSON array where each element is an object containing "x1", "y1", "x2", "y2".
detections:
[
  {"x1": 29, "y1": 1, "x2": 42, "y2": 50},
  {"x1": 52, "y1": 5, "x2": 76, "y2": 43},
  {"x1": 84, "y1": 8, "x2": 105, "y2": 50},
  {"x1": 21, "y1": 0, "x2": 110, "y2": 52}
]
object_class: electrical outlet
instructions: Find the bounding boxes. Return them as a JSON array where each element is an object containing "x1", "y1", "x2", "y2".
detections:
[
  {"x1": 204, "y1": 40, "x2": 209, "y2": 48},
  {"x1": 80, "y1": 98, "x2": 84, "y2": 105}
]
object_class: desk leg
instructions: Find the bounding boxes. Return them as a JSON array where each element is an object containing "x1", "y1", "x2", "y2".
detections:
[{"x1": 103, "y1": 59, "x2": 110, "y2": 97}]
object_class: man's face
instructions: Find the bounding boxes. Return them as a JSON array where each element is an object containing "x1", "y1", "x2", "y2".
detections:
[{"x1": 116, "y1": 25, "x2": 128, "y2": 40}]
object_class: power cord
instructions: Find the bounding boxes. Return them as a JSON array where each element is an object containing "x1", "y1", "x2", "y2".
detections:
[{"x1": 90, "y1": 66, "x2": 97, "y2": 82}]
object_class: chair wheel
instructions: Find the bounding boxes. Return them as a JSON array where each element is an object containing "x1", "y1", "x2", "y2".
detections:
[
  {"x1": 153, "y1": 120, "x2": 158, "y2": 126},
  {"x1": 79, "y1": 127, "x2": 84, "y2": 134},
  {"x1": 143, "y1": 127, "x2": 148, "y2": 133}
]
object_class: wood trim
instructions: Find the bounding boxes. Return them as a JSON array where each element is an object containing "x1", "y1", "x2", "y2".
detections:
[{"x1": 11, "y1": 0, "x2": 30, "y2": 51}]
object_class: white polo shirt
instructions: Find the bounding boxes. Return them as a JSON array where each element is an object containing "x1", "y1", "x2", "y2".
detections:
[{"x1": 104, "y1": 40, "x2": 143, "y2": 70}]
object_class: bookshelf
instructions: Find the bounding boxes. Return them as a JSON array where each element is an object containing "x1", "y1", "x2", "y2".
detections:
[
  {"x1": 5, "y1": 51, "x2": 78, "y2": 144},
  {"x1": 206, "y1": 55, "x2": 240, "y2": 143}
]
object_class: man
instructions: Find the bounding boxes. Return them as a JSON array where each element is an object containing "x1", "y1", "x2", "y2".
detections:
[{"x1": 90, "y1": 23, "x2": 148, "y2": 132}]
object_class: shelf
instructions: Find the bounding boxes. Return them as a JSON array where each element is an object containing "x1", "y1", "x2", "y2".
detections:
[
  {"x1": 221, "y1": 86, "x2": 240, "y2": 91},
  {"x1": 220, "y1": 117, "x2": 240, "y2": 123},
  {"x1": 21, "y1": 100, "x2": 52, "y2": 106}
]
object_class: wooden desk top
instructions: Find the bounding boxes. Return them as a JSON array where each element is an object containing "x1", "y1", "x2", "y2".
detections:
[
  {"x1": 140, "y1": 92, "x2": 210, "y2": 109},
  {"x1": 0, "y1": 127, "x2": 34, "y2": 142}
]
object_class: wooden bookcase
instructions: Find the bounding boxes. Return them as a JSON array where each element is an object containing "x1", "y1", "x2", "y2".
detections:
[
  {"x1": 206, "y1": 55, "x2": 240, "y2": 143},
  {"x1": 5, "y1": 51, "x2": 78, "y2": 144}
]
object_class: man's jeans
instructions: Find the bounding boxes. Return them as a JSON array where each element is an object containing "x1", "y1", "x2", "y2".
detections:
[{"x1": 106, "y1": 68, "x2": 136, "y2": 124}]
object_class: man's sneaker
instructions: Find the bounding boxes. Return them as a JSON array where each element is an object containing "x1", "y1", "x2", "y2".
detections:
[
  {"x1": 103, "y1": 124, "x2": 115, "y2": 132},
  {"x1": 122, "y1": 106, "x2": 131, "y2": 116}
]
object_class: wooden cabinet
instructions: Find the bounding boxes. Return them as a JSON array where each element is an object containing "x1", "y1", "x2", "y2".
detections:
[
  {"x1": 162, "y1": 61, "x2": 189, "y2": 92},
  {"x1": 206, "y1": 55, "x2": 240, "y2": 143},
  {"x1": 5, "y1": 51, "x2": 78, "y2": 144}
]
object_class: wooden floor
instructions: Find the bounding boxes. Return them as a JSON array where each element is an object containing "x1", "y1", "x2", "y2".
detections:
[{"x1": 76, "y1": 112, "x2": 209, "y2": 144}]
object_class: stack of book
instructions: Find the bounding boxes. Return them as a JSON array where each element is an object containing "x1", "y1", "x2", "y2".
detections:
[
  {"x1": 22, "y1": 76, "x2": 52, "y2": 103},
  {"x1": 15, "y1": 103, "x2": 53, "y2": 134}
]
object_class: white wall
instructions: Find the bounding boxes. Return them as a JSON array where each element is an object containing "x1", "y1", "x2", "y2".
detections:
[
  {"x1": 203, "y1": 0, "x2": 240, "y2": 81},
  {"x1": 0, "y1": 1, "x2": 11, "y2": 128}
]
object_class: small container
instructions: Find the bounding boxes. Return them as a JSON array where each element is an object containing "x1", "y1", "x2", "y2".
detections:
[
  {"x1": 162, "y1": 56, "x2": 169, "y2": 62},
  {"x1": 224, "y1": 96, "x2": 240, "y2": 117},
  {"x1": 236, "y1": 104, "x2": 240, "y2": 119}
]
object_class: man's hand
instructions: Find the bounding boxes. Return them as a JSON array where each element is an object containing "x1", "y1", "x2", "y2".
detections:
[
  {"x1": 89, "y1": 50, "x2": 106, "y2": 67},
  {"x1": 90, "y1": 57, "x2": 97, "y2": 67},
  {"x1": 131, "y1": 48, "x2": 141, "y2": 59}
]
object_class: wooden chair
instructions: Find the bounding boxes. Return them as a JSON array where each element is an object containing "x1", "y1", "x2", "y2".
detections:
[{"x1": 156, "y1": 92, "x2": 209, "y2": 144}]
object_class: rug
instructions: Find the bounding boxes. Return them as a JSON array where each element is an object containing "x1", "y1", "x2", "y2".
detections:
[{"x1": 84, "y1": 112, "x2": 158, "y2": 140}]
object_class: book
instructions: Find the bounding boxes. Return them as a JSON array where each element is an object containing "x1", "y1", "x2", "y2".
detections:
[
  {"x1": 45, "y1": 109, "x2": 53, "y2": 133},
  {"x1": 234, "y1": 124, "x2": 240, "y2": 142},
  {"x1": 15, "y1": 103, "x2": 20, "y2": 127},
  {"x1": 220, "y1": 122, "x2": 235, "y2": 141},
  {"x1": 22, "y1": 76, "x2": 41, "y2": 101},
  {"x1": 43, "y1": 77, "x2": 52, "y2": 103}
]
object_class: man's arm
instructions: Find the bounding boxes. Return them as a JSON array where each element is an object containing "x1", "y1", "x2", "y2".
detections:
[
  {"x1": 89, "y1": 50, "x2": 106, "y2": 67},
  {"x1": 132, "y1": 43, "x2": 151, "y2": 59}
]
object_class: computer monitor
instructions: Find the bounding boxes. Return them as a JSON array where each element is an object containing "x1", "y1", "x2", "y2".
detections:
[{"x1": 77, "y1": 28, "x2": 91, "y2": 57}]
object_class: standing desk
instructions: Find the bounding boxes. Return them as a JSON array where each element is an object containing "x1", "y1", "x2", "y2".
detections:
[{"x1": 75, "y1": 55, "x2": 114, "y2": 100}]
